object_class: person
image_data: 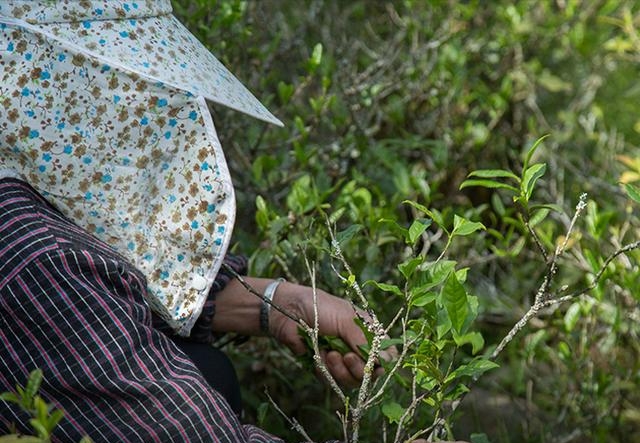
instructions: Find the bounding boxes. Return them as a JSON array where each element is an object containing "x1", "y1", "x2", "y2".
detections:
[{"x1": 0, "y1": 1, "x2": 387, "y2": 442}]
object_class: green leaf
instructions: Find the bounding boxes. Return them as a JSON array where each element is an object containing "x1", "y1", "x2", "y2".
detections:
[
  {"x1": 452, "y1": 215, "x2": 485, "y2": 237},
  {"x1": 410, "y1": 290, "x2": 437, "y2": 307},
  {"x1": 403, "y1": 201, "x2": 446, "y2": 230},
  {"x1": 538, "y1": 72, "x2": 572, "y2": 92},
  {"x1": 528, "y1": 207, "x2": 550, "y2": 228},
  {"x1": 417, "y1": 260, "x2": 456, "y2": 291},
  {"x1": 378, "y1": 218, "x2": 408, "y2": 239},
  {"x1": 336, "y1": 224, "x2": 364, "y2": 245},
  {"x1": 324, "y1": 336, "x2": 351, "y2": 355},
  {"x1": 365, "y1": 281, "x2": 403, "y2": 296},
  {"x1": 33, "y1": 397, "x2": 48, "y2": 421},
  {"x1": 564, "y1": 301, "x2": 582, "y2": 332},
  {"x1": 530, "y1": 203, "x2": 564, "y2": 213},
  {"x1": 453, "y1": 331, "x2": 485, "y2": 355},
  {"x1": 445, "y1": 358, "x2": 499, "y2": 382},
  {"x1": 444, "y1": 382, "x2": 470, "y2": 401},
  {"x1": 398, "y1": 255, "x2": 424, "y2": 279},
  {"x1": 522, "y1": 163, "x2": 547, "y2": 201},
  {"x1": 276, "y1": 81, "x2": 295, "y2": 104},
  {"x1": 436, "y1": 307, "x2": 452, "y2": 339},
  {"x1": 29, "y1": 419, "x2": 49, "y2": 440},
  {"x1": 467, "y1": 169, "x2": 520, "y2": 182},
  {"x1": 0, "y1": 436, "x2": 45, "y2": 443},
  {"x1": 625, "y1": 183, "x2": 640, "y2": 204},
  {"x1": 25, "y1": 369, "x2": 43, "y2": 404},
  {"x1": 0, "y1": 392, "x2": 20, "y2": 404},
  {"x1": 47, "y1": 409, "x2": 65, "y2": 430},
  {"x1": 380, "y1": 338, "x2": 404, "y2": 350},
  {"x1": 409, "y1": 355, "x2": 443, "y2": 382},
  {"x1": 440, "y1": 273, "x2": 468, "y2": 334},
  {"x1": 459, "y1": 179, "x2": 519, "y2": 193},
  {"x1": 257, "y1": 403, "x2": 269, "y2": 428},
  {"x1": 523, "y1": 135, "x2": 549, "y2": 172},
  {"x1": 309, "y1": 43, "x2": 323, "y2": 71},
  {"x1": 381, "y1": 402, "x2": 405, "y2": 424},
  {"x1": 407, "y1": 218, "x2": 432, "y2": 244}
]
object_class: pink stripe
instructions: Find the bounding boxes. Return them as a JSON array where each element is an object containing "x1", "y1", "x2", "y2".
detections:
[
  {"x1": 32, "y1": 259, "x2": 163, "y2": 442},
  {"x1": 0, "y1": 211, "x2": 38, "y2": 232},
  {"x1": 0, "y1": 291, "x2": 101, "y2": 439},
  {"x1": 0, "y1": 240, "x2": 58, "y2": 288},
  {"x1": 54, "y1": 254, "x2": 198, "y2": 440},
  {"x1": 76, "y1": 251, "x2": 231, "y2": 436}
]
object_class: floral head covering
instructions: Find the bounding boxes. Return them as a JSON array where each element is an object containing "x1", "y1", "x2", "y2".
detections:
[{"x1": 0, "y1": 0, "x2": 280, "y2": 335}]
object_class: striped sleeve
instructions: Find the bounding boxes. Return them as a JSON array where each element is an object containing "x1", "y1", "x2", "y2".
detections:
[{"x1": 0, "y1": 178, "x2": 284, "y2": 442}]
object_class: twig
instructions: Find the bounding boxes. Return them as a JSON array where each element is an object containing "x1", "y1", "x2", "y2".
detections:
[
  {"x1": 325, "y1": 218, "x2": 388, "y2": 443},
  {"x1": 302, "y1": 256, "x2": 347, "y2": 403},
  {"x1": 430, "y1": 193, "x2": 639, "y2": 437},
  {"x1": 221, "y1": 263, "x2": 306, "y2": 327},
  {"x1": 264, "y1": 388, "x2": 313, "y2": 441},
  {"x1": 492, "y1": 194, "x2": 588, "y2": 359}
]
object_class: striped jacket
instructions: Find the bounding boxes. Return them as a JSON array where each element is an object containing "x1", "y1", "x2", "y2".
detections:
[{"x1": 0, "y1": 178, "x2": 284, "y2": 442}]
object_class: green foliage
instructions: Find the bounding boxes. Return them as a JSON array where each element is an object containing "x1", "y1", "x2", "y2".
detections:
[
  {"x1": 0, "y1": 370, "x2": 91, "y2": 443},
  {"x1": 170, "y1": 1, "x2": 640, "y2": 442}
]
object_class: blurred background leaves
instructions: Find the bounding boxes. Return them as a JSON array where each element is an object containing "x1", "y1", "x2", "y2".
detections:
[{"x1": 173, "y1": 1, "x2": 640, "y2": 442}]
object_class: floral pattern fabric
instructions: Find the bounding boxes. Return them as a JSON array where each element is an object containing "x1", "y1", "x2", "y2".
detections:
[
  {"x1": 0, "y1": 4, "x2": 264, "y2": 334},
  {"x1": 0, "y1": 0, "x2": 282, "y2": 126}
]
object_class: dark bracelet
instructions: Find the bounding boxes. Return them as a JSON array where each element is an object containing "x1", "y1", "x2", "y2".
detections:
[{"x1": 259, "y1": 278, "x2": 285, "y2": 334}]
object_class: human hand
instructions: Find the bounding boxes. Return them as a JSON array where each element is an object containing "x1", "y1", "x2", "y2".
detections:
[{"x1": 268, "y1": 281, "x2": 386, "y2": 388}]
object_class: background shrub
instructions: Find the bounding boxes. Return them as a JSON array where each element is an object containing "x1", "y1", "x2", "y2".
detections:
[{"x1": 173, "y1": 1, "x2": 640, "y2": 442}]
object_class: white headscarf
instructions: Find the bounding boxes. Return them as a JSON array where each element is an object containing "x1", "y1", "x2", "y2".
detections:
[{"x1": 0, "y1": 0, "x2": 281, "y2": 335}]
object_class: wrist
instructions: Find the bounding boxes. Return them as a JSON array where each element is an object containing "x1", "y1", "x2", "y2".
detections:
[{"x1": 260, "y1": 278, "x2": 285, "y2": 334}]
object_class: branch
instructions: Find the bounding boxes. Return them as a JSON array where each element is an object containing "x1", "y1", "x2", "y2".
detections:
[
  {"x1": 221, "y1": 263, "x2": 306, "y2": 328},
  {"x1": 264, "y1": 388, "x2": 313, "y2": 441}
]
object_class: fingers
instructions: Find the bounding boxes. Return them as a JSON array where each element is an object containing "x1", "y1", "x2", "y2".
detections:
[{"x1": 318, "y1": 350, "x2": 364, "y2": 388}]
